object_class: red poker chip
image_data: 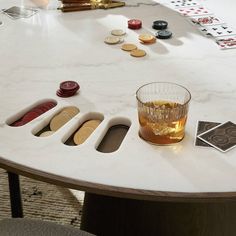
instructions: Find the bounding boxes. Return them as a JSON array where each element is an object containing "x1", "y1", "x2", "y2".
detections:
[
  {"x1": 60, "y1": 81, "x2": 79, "y2": 92},
  {"x1": 59, "y1": 88, "x2": 78, "y2": 95},
  {"x1": 11, "y1": 120, "x2": 25, "y2": 127},
  {"x1": 128, "y1": 19, "x2": 142, "y2": 29},
  {"x1": 56, "y1": 89, "x2": 76, "y2": 98},
  {"x1": 22, "y1": 111, "x2": 40, "y2": 123},
  {"x1": 40, "y1": 101, "x2": 57, "y2": 108}
]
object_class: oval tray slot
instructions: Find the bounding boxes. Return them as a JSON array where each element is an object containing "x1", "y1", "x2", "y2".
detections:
[
  {"x1": 6, "y1": 99, "x2": 57, "y2": 127},
  {"x1": 97, "y1": 124, "x2": 130, "y2": 153},
  {"x1": 64, "y1": 113, "x2": 104, "y2": 146},
  {"x1": 33, "y1": 106, "x2": 80, "y2": 137}
]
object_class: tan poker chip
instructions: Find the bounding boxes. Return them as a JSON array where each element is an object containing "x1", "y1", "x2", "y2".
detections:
[
  {"x1": 50, "y1": 106, "x2": 80, "y2": 131},
  {"x1": 50, "y1": 112, "x2": 72, "y2": 131},
  {"x1": 138, "y1": 34, "x2": 155, "y2": 43},
  {"x1": 111, "y1": 29, "x2": 126, "y2": 36},
  {"x1": 61, "y1": 108, "x2": 79, "y2": 119},
  {"x1": 130, "y1": 49, "x2": 146, "y2": 57},
  {"x1": 39, "y1": 131, "x2": 55, "y2": 137},
  {"x1": 61, "y1": 106, "x2": 80, "y2": 117},
  {"x1": 140, "y1": 37, "x2": 156, "y2": 44},
  {"x1": 73, "y1": 126, "x2": 94, "y2": 145},
  {"x1": 121, "y1": 43, "x2": 137, "y2": 51},
  {"x1": 104, "y1": 36, "x2": 120, "y2": 45},
  {"x1": 82, "y1": 120, "x2": 101, "y2": 129}
]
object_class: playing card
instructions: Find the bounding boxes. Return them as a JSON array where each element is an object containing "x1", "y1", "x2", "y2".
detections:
[
  {"x1": 198, "y1": 121, "x2": 236, "y2": 152},
  {"x1": 199, "y1": 24, "x2": 236, "y2": 37},
  {"x1": 215, "y1": 36, "x2": 236, "y2": 50},
  {"x1": 188, "y1": 15, "x2": 224, "y2": 26},
  {"x1": 195, "y1": 121, "x2": 221, "y2": 147},
  {"x1": 177, "y1": 6, "x2": 212, "y2": 17},
  {"x1": 167, "y1": 0, "x2": 201, "y2": 9},
  {"x1": 3, "y1": 6, "x2": 38, "y2": 19}
]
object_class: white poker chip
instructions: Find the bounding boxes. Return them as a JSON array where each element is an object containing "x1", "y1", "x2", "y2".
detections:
[
  {"x1": 111, "y1": 29, "x2": 126, "y2": 36},
  {"x1": 104, "y1": 36, "x2": 121, "y2": 45}
]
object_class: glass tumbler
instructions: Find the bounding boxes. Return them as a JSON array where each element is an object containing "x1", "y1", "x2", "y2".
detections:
[{"x1": 136, "y1": 82, "x2": 191, "y2": 145}]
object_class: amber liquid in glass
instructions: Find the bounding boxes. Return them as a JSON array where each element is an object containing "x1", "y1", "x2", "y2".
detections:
[{"x1": 138, "y1": 101, "x2": 187, "y2": 145}]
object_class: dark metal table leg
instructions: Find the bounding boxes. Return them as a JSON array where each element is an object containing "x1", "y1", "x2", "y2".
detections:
[{"x1": 7, "y1": 172, "x2": 23, "y2": 218}]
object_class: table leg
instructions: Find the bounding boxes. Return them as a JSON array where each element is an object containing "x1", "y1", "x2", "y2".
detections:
[
  {"x1": 80, "y1": 193, "x2": 236, "y2": 236},
  {"x1": 7, "y1": 172, "x2": 23, "y2": 218}
]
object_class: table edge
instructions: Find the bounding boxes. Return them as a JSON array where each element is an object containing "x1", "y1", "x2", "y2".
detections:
[{"x1": 0, "y1": 158, "x2": 236, "y2": 202}]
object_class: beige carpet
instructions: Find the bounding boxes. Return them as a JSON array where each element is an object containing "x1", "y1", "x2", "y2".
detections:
[{"x1": 0, "y1": 168, "x2": 84, "y2": 228}]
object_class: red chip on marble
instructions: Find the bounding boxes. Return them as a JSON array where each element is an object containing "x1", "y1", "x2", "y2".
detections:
[
  {"x1": 60, "y1": 81, "x2": 80, "y2": 92},
  {"x1": 57, "y1": 81, "x2": 80, "y2": 98},
  {"x1": 128, "y1": 19, "x2": 142, "y2": 30}
]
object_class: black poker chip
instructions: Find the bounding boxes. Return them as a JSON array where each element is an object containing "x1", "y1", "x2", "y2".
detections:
[
  {"x1": 156, "y1": 30, "x2": 172, "y2": 39},
  {"x1": 152, "y1": 20, "x2": 168, "y2": 30}
]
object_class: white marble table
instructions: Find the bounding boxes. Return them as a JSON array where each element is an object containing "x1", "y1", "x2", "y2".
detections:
[{"x1": 0, "y1": 0, "x2": 236, "y2": 235}]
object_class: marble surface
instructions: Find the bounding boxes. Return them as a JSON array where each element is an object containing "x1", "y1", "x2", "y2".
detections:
[{"x1": 0, "y1": 0, "x2": 236, "y2": 196}]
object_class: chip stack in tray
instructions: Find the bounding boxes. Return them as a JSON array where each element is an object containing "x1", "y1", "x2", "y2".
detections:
[{"x1": 11, "y1": 101, "x2": 56, "y2": 127}]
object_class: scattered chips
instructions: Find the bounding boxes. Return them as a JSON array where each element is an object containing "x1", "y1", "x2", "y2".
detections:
[
  {"x1": 11, "y1": 101, "x2": 56, "y2": 127},
  {"x1": 73, "y1": 119, "x2": 101, "y2": 145},
  {"x1": 128, "y1": 19, "x2": 142, "y2": 30},
  {"x1": 50, "y1": 106, "x2": 80, "y2": 131},
  {"x1": 57, "y1": 81, "x2": 80, "y2": 98}
]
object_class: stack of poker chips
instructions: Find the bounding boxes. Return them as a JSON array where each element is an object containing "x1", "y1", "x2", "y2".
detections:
[
  {"x1": 56, "y1": 81, "x2": 80, "y2": 98},
  {"x1": 152, "y1": 20, "x2": 172, "y2": 39},
  {"x1": 58, "y1": 0, "x2": 125, "y2": 12},
  {"x1": 11, "y1": 101, "x2": 56, "y2": 127},
  {"x1": 128, "y1": 19, "x2": 142, "y2": 30}
]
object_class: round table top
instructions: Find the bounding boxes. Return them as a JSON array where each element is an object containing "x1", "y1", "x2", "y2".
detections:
[{"x1": 0, "y1": 0, "x2": 236, "y2": 201}]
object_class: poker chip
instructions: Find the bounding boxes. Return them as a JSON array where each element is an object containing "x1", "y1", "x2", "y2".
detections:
[
  {"x1": 22, "y1": 111, "x2": 40, "y2": 123},
  {"x1": 130, "y1": 49, "x2": 146, "y2": 57},
  {"x1": 82, "y1": 120, "x2": 101, "y2": 129},
  {"x1": 104, "y1": 36, "x2": 121, "y2": 45},
  {"x1": 60, "y1": 81, "x2": 79, "y2": 91},
  {"x1": 11, "y1": 121, "x2": 25, "y2": 127},
  {"x1": 50, "y1": 106, "x2": 79, "y2": 131},
  {"x1": 39, "y1": 131, "x2": 55, "y2": 137},
  {"x1": 138, "y1": 34, "x2": 155, "y2": 44},
  {"x1": 111, "y1": 29, "x2": 126, "y2": 36},
  {"x1": 156, "y1": 30, "x2": 173, "y2": 39},
  {"x1": 73, "y1": 126, "x2": 94, "y2": 145},
  {"x1": 152, "y1": 20, "x2": 168, "y2": 30},
  {"x1": 140, "y1": 37, "x2": 156, "y2": 44},
  {"x1": 10, "y1": 101, "x2": 57, "y2": 127},
  {"x1": 72, "y1": 119, "x2": 101, "y2": 145},
  {"x1": 57, "y1": 80, "x2": 80, "y2": 98},
  {"x1": 128, "y1": 19, "x2": 142, "y2": 30},
  {"x1": 121, "y1": 43, "x2": 137, "y2": 51}
]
